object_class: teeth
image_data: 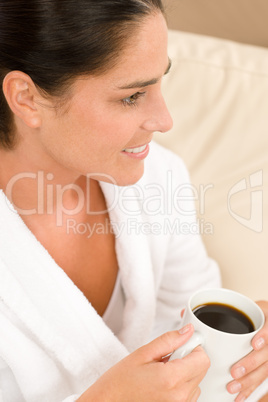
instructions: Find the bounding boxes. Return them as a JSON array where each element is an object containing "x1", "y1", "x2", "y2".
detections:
[{"x1": 123, "y1": 145, "x2": 147, "y2": 154}]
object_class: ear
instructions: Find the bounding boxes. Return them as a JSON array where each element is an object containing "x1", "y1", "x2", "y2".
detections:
[{"x1": 2, "y1": 71, "x2": 42, "y2": 129}]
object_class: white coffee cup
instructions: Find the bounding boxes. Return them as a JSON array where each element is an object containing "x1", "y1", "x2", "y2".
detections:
[{"x1": 170, "y1": 288, "x2": 265, "y2": 401}]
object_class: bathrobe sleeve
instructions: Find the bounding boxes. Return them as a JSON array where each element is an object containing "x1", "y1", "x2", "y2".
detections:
[{"x1": 0, "y1": 354, "x2": 78, "y2": 402}]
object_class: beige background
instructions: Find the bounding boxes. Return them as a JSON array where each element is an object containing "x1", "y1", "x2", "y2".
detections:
[
  {"x1": 156, "y1": 29, "x2": 268, "y2": 302},
  {"x1": 163, "y1": 0, "x2": 268, "y2": 47}
]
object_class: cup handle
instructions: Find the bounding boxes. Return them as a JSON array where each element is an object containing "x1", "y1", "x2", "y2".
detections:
[{"x1": 169, "y1": 331, "x2": 204, "y2": 360}]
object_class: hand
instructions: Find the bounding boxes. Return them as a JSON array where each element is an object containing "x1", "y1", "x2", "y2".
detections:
[
  {"x1": 78, "y1": 324, "x2": 210, "y2": 402},
  {"x1": 227, "y1": 301, "x2": 268, "y2": 402}
]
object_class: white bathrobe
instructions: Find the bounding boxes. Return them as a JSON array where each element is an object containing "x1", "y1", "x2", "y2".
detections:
[{"x1": 0, "y1": 142, "x2": 221, "y2": 401}]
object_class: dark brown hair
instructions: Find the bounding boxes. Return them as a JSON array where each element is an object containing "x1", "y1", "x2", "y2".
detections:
[{"x1": 0, "y1": 0, "x2": 164, "y2": 148}]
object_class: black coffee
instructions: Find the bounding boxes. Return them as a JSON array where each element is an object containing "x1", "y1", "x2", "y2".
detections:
[{"x1": 193, "y1": 303, "x2": 255, "y2": 334}]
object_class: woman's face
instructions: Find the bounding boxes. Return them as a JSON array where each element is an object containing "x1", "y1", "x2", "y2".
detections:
[{"x1": 37, "y1": 12, "x2": 173, "y2": 186}]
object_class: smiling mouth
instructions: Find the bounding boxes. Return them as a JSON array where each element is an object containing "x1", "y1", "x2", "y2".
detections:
[{"x1": 122, "y1": 144, "x2": 147, "y2": 154}]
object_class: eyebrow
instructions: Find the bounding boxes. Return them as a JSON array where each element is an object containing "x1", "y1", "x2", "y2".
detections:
[{"x1": 117, "y1": 58, "x2": 172, "y2": 90}]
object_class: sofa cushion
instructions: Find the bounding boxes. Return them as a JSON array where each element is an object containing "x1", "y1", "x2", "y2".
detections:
[{"x1": 155, "y1": 30, "x2": 268, "y2": 300}]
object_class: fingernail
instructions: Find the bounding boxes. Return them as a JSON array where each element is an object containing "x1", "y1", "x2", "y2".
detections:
[
  {"x1": 255, "y1": 337, "x2": 265, "y2": 350},
  {"x1": 229, "y1": 381, "x2": 241, "y2": 394},
  {"x1": 178, "y1": 324, "x2": 192, "y2": 334},
  {"x1": 233, "y1": 366, "x2": 246, "y2": 379}
]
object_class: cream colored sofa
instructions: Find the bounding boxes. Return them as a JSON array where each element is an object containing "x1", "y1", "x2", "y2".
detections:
[{"x1": 155, "y1": 30, "x2": 268, "y2": 302}]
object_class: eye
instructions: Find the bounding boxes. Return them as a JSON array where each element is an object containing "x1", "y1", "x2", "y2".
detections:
[{"x1": 121, "y1": 91, "x2": 146, "y2": 107}]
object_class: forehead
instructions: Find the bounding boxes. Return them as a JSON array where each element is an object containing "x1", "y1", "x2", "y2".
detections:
[
  {"x1": 68, "y1": 13, "x2": 169, "y2": 98},
  {"x1": 101, "y1": 12, "x2": 169, "y2": 88}
]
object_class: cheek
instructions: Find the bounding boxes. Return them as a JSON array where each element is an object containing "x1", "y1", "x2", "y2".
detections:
[
  {"x1": 73, "y1": 109, "x2": 138, "y2": 150},
  {"x1": 41, "y1": 101, "x2": 139, "y2": 169},
  {"x1": 37, "y1": 110, "x2": 86, "y2": 168}
]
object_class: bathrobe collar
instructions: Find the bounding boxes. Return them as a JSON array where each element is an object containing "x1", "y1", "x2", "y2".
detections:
[{"x1": 0, "y1": 183, "x2": 155, "y2": 382}]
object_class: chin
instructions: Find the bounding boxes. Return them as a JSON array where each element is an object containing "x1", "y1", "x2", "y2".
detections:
[
  {"x1": 118, "y1": 166, "x2": 145, "y2": 187},
  {"x1": 96, "y1": 166, "x2": 145, "y2": 187}
]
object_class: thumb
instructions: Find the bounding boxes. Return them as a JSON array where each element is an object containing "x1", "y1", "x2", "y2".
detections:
[{"x1": 136, "y1": 324, "x2": 194, "y2": 364}]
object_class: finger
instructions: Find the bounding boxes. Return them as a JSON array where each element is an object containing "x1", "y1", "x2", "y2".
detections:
[
  {"x1": 136, "y1": 324, "x2": 194, "y2": 364},
  {"x1": 252, "y1": 328, "x2": 268, "y2": 352},
  {"x1": 252, "y1": 301, "x2": 268, "y2": 351},
  {"x1": 231, "y1": 346, "x2": 268, "y2": 380},
  {"x1": 227, "y1": 362, "x2": 268, "y2": 400},
  {"x1": 189, "y1": 386, "x2": 201, "y2": 402},
  {"x1": 169, "y1": 346, "x2": 210, "y2": 382}
]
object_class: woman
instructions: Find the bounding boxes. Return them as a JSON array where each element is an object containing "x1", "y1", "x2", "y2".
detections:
[{"x1": 0, "y1": 1, "x2": 267, "y2": 401}]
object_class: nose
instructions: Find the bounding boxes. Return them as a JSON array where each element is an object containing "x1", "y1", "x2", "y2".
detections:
[{"x1": 141, "y1": 94, "x2": 173, "y2": 133}]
